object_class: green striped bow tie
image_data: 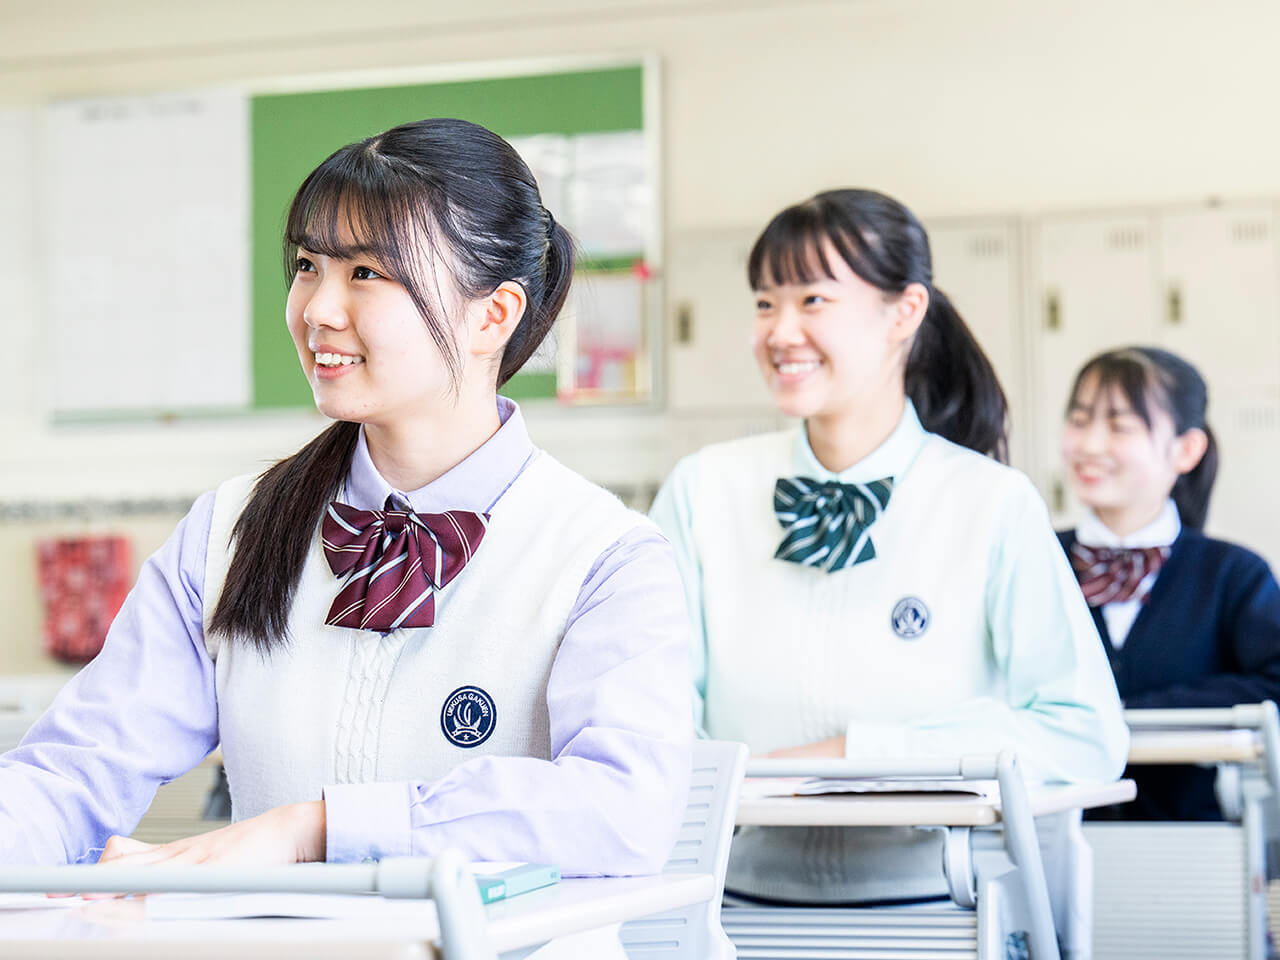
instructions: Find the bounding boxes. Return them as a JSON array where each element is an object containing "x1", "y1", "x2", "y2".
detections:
[{"x1": 773, "y1": 477, "x2": 894, "y2": 572}]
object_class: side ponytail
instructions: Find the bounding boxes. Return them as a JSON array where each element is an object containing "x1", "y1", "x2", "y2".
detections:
[
  {"x1": 208, "y1": 421, "x2": 360, "y2": 652},
  {"x1": 904, "y1": 287, "x2": 1009, "y2": 462}
]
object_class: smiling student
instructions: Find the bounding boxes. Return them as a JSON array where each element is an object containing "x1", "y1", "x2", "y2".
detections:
[
  {"x1": 1059, "y1": 346, "x2": 1280, "y2": 820},
  {"x1": 0, "y1": 118, "x2": 692, "y2": 871},
  {"x1": 650, "y1": 188, "x2": 1127, "y2": 904}
]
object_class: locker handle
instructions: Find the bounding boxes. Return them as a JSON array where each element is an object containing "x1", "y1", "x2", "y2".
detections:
[
  {"x1": 1167, "y1": 284, "x2": 1183, "y2": 326},
  {"x1": 675, "y1": 302, "x2": 693, "y2": 344},
  {"x1": 1045, "y1": 290, "x2": 1061, "y2": 331},
  {"x1": 1051, "y1": 478, "x2": 1065, "y2": 514}
]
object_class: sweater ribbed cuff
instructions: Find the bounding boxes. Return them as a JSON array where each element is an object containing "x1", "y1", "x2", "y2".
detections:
[{"x1": 322, "y1": 781, "x2": 411, "y2": 862}]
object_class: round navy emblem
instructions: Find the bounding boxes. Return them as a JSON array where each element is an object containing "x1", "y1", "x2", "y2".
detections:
[
  {"x1": 440, "y1": 686, "x2": 496, "y2": 748},
  {"x1": 891, "y1": 597, "x2": 930, "y2": 639}
]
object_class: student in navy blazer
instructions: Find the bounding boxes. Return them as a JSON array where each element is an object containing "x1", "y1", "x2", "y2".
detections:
[{"x1": 1058, "y1": 346, "x2": 1280, "y2": 820}]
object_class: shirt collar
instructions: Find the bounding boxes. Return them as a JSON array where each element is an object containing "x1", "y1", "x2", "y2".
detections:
[
  {"x1": 1076, "y1": 499, "x2": 1182, "y2": 549},
  {"x1": 343, "y1": 396, "x2": 535, "y2": 514},
  {"x1": 791, "y1": 399, "x2": 928, "y2": 484}
]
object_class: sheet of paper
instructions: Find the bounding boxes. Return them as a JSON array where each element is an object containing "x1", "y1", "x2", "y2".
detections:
[
  {"x1": 145, "y1": 891, "x2": 439, "y2": 921},
  {"x1": 741, "y1": 777, "x2": 995, "y2": 799},
  {"x1": 42, "y1": 90, "x2": 251, "y2": 416}
]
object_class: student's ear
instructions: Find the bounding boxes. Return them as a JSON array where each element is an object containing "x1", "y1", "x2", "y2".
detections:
[
  {"x1": 469, "y1": 281, "x2": 528, "y2": 356},
  {"x1": 1172, "y1": 427, "x2": 1209, "y2": 475},
  {"x1": 888, "y1": 282, "x2": 929, "y2": 345}
]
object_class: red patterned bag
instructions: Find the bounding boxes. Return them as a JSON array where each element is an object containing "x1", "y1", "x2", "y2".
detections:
[{"x1": 36, "y1": 536, "x2": 132, "y2": 664}]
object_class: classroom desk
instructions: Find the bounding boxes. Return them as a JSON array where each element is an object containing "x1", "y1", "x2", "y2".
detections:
[
  {"x1": 736, "y1": 778, "x2": 1137, "y2": 826},
  {"x1": 1126, "y1": 728, "x2": 1260, "y2": 765},
  {"x1": 0, "y1": 872, "x2": 715, "y2": 960}
]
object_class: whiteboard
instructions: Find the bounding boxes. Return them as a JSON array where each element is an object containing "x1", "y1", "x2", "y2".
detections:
[{"x1": 42, "y1": 91, "x2": 250, "y2": 416}]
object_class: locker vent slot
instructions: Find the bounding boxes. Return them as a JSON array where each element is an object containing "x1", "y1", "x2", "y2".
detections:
[
  {"x1": 1106, "y1": 227, "x2": 1146, "y2": 250},
  {"x1": 967, "y1": 235, "x2": 1006, "y2": 258},
  {"x1": 1230, "y1": 220, "x2": 1269, "y2": 244}
]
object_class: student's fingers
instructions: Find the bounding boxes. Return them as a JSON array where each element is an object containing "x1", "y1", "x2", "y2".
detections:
[{"x1": 97, "y1": 835, "x2": 157, "y2": 863}]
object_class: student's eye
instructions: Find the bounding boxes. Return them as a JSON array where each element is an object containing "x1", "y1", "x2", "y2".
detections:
[
  {"x1": 1066, "y1": 411, "x2": 1090, "y2": 428},
  {"x1": 294, "y1": 256, "x2": 315, "y2": 274},
  {"x1": 352, "y1": 265, "x2": 384, "y2": 281},
  {"x1": 803, "y1": 294, "x2": 826, "y2": 306},
  {"x1": 755, "y1": 299, "x2": 774, "y2": 312}
]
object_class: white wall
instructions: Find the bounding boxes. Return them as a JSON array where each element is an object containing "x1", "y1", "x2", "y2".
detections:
[{"x1": 3, "y1": 0, "x2": 1279, "y2": 668}]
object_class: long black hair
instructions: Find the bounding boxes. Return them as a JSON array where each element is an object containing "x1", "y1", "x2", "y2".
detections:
[
  {"x1": 210, "y1": 118, "x2": 574, "y2": 652},
  {"x1": 1066, "y1": 346, "x2": 1218, "y2": 529},
  {"x1": 746, "y1": 188, "x2": 1008, "y2": 461}
]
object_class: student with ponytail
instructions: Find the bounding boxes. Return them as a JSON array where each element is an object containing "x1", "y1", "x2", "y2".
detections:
[
  {"x1": 0, "y1": 118, "x2": 692, "y2": 872},
  {"x1": 1059, "y1": 346, "x2": 1280, "y2": 820},
  {"x1": 650, "y1": 188, "x2": 1127, "y2": 905}
]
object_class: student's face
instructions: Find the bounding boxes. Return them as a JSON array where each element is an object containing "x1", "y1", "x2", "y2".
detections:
[
  {"x1": 750, "y1": 241, "x2": 903, "y2": 420},
  {"x1": 1061, "y1": 376, "x2": 1187, "y2": 516},
  {"x1": 285, "y1": 237, "x2": 460, "y2": 427}
]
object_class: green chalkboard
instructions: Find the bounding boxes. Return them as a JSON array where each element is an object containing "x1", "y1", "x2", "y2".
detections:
[{"x1": 250, "y1": 66, "x2": 645, "y2": 409}]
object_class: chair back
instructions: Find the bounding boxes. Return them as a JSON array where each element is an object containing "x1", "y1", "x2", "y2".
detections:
[{"x1": 620, "y1": 738, "x2": 748, "y2": 960}]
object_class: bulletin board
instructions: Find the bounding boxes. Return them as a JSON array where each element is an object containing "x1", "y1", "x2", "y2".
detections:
[{"x1": 42, "y1": 60, "x2": 656, "y2": 420}]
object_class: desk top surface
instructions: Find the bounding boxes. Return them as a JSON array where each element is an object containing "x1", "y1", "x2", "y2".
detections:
[
  {"x1": 0, "y1": 871, "x2": 714, "y2": 955},
  {"x1": 736, "y1": 779, "x2": 1137, "y2": 827}
]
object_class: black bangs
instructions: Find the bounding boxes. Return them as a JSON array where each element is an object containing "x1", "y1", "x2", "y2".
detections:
[
  {"x1": 282, "y1": 137, "x2": 462, "y2": 380},
  {"x1": 1068, "y1": 349, "x2": 1163, "y2": 428},
  {"x1": 746, "y1": 192, "x2": 907, "y2": 293}
]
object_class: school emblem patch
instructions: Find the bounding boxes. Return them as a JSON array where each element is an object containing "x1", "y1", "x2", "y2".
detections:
[
  {"x1": 440, "y1": 686, "x2": 496, "y2": 748},
  {"x1": 891, "y1": 597, "x2": 930, "y2": 639}
]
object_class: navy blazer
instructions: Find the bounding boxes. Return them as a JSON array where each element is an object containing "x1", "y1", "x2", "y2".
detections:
[{"x1": 1058, "y1": 527, "x2": 1280, "y2": 820}]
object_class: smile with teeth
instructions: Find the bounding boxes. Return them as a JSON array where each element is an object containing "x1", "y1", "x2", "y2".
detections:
[
  {"x1": 775, "y1": 360, "x2": 821, "y2": 376},
  {"x1": 314, "y1": 352, "x2": 364, "y2": 367}
]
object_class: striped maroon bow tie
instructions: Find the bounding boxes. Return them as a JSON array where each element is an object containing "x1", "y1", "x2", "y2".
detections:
[
  {"x1": 1068, "y1": 541, "x2": 1171, "y2": 607},
  {"x1": 321, "y1": 498, "x2": 489, "y2": 631}
]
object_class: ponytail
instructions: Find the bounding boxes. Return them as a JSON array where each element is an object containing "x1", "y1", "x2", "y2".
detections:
[
  {"x1": 208, "y1": 421, "x2": 360, "y2": 652},
  {"x1": 904, "y1": 287, "x2": 1009, "y2": 462},
  {"x1": 498, "y1": 220, "x2": 575, "y2": 386},
  {"x1": 1172, "y1": 423, "x2": 1218, "y2": 529}
]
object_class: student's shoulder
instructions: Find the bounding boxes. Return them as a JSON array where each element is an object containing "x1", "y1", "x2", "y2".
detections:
[
  {"x1": 1176, "y1": 528, "x2": 1273, "y2": 580},
  {"x1": 914, "y1": 432, "x2": 1041, "y2": 503}
]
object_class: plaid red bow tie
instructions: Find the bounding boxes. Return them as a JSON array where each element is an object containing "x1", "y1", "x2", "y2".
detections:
[
  {"x1": 321, "y1": 498, "x2": 489, "y2": 631},
  {"x1": 1068, "y1": 541, "x2": 1171, "y2": 607}
]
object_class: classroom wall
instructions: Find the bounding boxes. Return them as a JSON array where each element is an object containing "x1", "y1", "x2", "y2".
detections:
[{"x1": 3, "y1": 0, "x2": 1279, "y2": 670}]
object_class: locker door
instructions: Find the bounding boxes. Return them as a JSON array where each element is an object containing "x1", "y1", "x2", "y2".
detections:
[
  {"x1": 1029, "y1": 214, "x2": 1158, "y2": 522},
  {"x1": 665, "y1": 227, "x2": 773, "y2": 412},
  {"x1": 1158, "y1": 204, "x2": 1280, "y2": 566},
  {"x1": 927, "y1": 220, "x2": 1027, "y2": 470}
]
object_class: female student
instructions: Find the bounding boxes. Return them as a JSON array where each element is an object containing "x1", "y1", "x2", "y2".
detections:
[
  {"x1": 1059, "y1": 346, "x2": 1280, "y2": 820},
  {"x1": 649, "y1": 188, "x2": 1128, "y2": 904},
  {"x1": 0, "y1": 118, "x2": 692, "y2": 872}
]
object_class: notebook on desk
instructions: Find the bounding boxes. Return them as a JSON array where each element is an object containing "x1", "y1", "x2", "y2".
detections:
[{"x1": 742, "y1": 777, "x2": 995, "y2": 800}]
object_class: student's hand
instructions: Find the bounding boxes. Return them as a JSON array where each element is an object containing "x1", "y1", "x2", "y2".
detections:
[
  {"x1": 763, "y1": 735, "x2": 845, "y2": 759},
  {"x1": 96, "y1": 800, "x2": 326, "y2": 870}
]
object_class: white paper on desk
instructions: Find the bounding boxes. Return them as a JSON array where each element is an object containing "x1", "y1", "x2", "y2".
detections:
[
  {"x1": 145, "y1": 892, "x2": 438, "y2": 921},
  {"x1": 793, "y1": 778, "x2": 996, "y2": 798},
  {"x1": 0, "y1": 893, "x2": 85, "y2": 911},
  {"x1": 144, "y1": 861, "x2": 527, "y2": 921}
]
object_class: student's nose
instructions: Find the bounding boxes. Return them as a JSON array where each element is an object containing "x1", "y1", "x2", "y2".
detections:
[
  {"x1": 303, "y1": 276, "x2": 351, "y2": 332},
  {"x1": 1076, "y1": 418, "x2": 1109, "y2": 454},
  {"x1": 766, "y1": 305, "x2": 806, "y2": 347}
]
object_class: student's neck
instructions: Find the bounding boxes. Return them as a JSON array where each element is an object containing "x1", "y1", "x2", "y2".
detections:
[
  {"x1": 363, "y1": 396, "x2": 502, "y2": 492},
  {"x1": 1093, "y1": 500, "x2": 1168, "y2": 539},
  {"x1": 805, "y1": 393, "x2": 906, "y2": 473}
]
